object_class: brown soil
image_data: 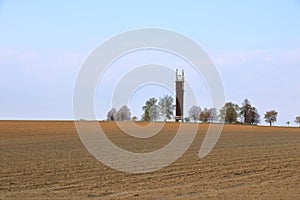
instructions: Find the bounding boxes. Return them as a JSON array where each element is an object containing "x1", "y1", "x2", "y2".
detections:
[{"x1": 1, "y1": 121, "x2": 300, "y2": 199}]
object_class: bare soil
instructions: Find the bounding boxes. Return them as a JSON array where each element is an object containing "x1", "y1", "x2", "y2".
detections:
[{"x1": 1, "y1": 121, "x2": 300, "y2": 199}]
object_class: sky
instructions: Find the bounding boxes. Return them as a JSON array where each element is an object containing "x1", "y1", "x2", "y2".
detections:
[{"x1": 0, "y1": 1, "x2": 300, "y2": 126}]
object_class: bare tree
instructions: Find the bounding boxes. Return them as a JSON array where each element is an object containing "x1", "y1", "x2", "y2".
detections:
[
  {"x1": 116, "y1": 105, "x2": 131, "y2": 121},
  {"x1": 188, "y1": 105, "x2": 201, "y2": 123},
  {"x1": 107, "y1": 107, "x2": 117, "y2": 121},
  {"x1": 208, "y1": 108, "x2": 218, "y2": 123},
  {"x1": 264, "y1": 110, "x2": 278, "y2": 126},
  {"x1": 295, "y1": 116, "x2": 300, "y2": 127}
]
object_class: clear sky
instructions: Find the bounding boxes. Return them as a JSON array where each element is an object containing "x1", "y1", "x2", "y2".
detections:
[{"x1": 0, "y1": 1, "x2": 299, "y2": 126}]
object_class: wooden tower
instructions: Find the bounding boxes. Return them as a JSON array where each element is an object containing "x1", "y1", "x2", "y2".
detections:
[{"x1": 175, "y1": 69, "x2": 184, "y2": 122}]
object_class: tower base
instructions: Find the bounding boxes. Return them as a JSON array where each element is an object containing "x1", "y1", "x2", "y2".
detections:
[{"x1": 175, "y1": 116, "x2": 183, "y2": 122}]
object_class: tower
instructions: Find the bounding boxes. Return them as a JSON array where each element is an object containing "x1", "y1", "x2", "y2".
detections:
[{"x1": 175, "y1": 69, "x2": 184, "y2": 122}]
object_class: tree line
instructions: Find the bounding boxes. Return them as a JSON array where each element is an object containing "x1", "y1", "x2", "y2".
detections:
[
  {"x1": 106, "y1": 95, "x2": 175, "y2": 122},
  {"x1": 106, "y1": 96, "x2": 300, "y2": 127},
  {"x1": 187, "y1": 99, "x2": 261, "y2": 124}
]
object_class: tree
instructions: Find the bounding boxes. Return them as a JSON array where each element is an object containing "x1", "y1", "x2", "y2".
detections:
[
  {"x1": 208, "y1": 107, "x2": 218, "y2": 123},
  {"x1": 240, "y1": 99, "x2": 252, "y2": 123},
  {"x1": 199, "y1": 108, "x2": 210, "y2": 123},
  {"x1": 239, "y1": 99, "x2": 260, "y2": 124},
  {"x1": 286, "y1": 121, "x2": 290, "y2": 127},
  {"x1": 295, "y1": 116, "x2": 300, "y2": 127},
  {"x1": 188, "y1": 105, "x2": 201, "y2": 123},
  {"x1": 158, "y1": 95, "x2": 175, "y2": 121},
  {"x1": 184, "y1": 117, "x2": 190, "y2": 122},
  {"x1": 264, "y1": 110, "x2": 278, "y2": 126},
  {"x1": 107, "y1": 107, "x2": 117, "y2": 121},
  {"x1": 240, "y1": 99, "x2": 251, "y2": 123},
  {"x1": 248, "y1": 107, "x2": 260, "y2": 125},
  {"x1": 149, "y1": 104, "x2": 160, "y2": 121},
  {"x1": 131, "y1": 116, "x2": 138, "y2": 121},
  {"x1": 116, "y1": 105, "x2": 131, "y2": 121},
  {"x1": 219, "y1": 102, "x2": 239, "y2": 123},
  {"x1": 142, "y1": 97, "x2": 158, "y2": 121}
]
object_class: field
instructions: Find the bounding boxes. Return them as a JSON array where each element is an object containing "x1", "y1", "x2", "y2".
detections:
[{"x1": 1, "y1": 121, "x2": 300, "y2": 199}]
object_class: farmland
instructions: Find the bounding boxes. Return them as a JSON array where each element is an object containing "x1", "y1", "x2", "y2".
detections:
[{"x1": 1, "y1": 121, "x2": 300, "y2": 199}]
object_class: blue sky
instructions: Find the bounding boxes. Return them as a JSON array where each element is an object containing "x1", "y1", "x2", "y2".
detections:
[{"x1": 0, "y1": 1, "x2": 299, "y2": 126}]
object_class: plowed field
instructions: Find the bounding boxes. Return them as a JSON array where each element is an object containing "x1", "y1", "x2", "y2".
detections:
[{"x1": 1, "y1": 121, "x2": 300, "y2": 199}]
